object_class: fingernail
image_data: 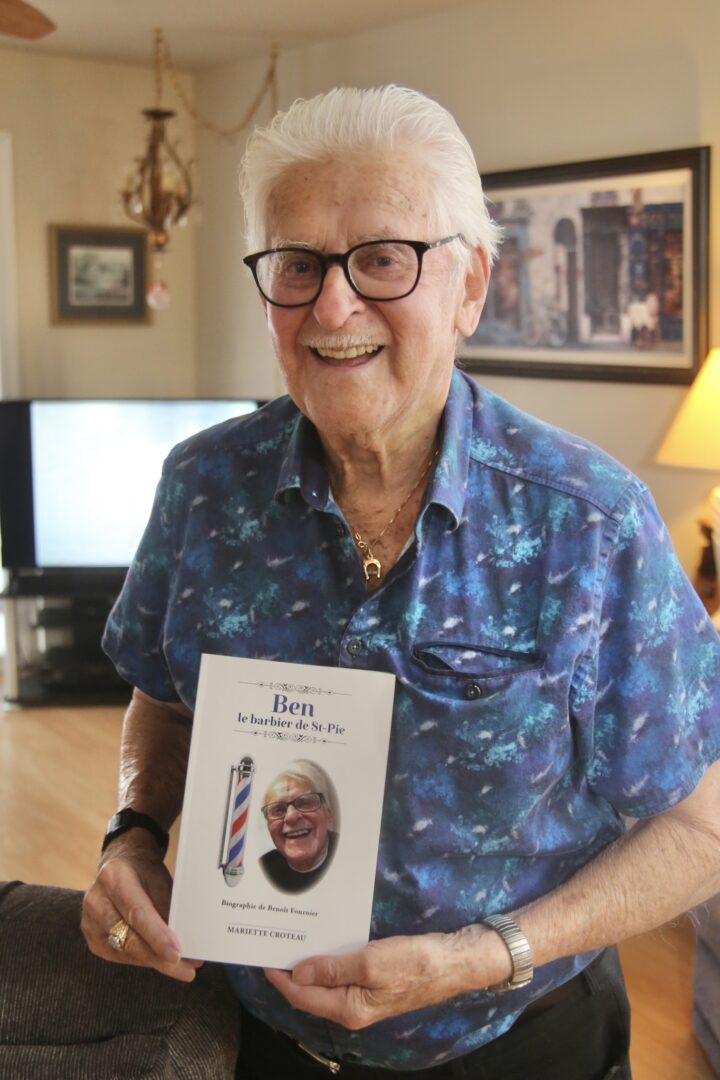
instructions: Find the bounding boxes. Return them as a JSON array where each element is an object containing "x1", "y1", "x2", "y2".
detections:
[
  {"x1": 293, "y1": 964, "x2": 315, "y2": 986},
  {"x1": 162, "y1": 930, "x2": 183, "y2": 963}
]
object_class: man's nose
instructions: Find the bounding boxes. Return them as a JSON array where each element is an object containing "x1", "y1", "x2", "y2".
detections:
[
  {"x1": 284, "y1": 802, "x2": 303, "y2": 823},
  {"x1": 312, "y1": 265, "x2": 366, "y2": 330}
]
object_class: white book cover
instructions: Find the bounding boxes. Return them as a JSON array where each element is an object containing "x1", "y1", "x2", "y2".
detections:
[{"x1": 169, "y1": 654, "x2": 395, "y2": 969}]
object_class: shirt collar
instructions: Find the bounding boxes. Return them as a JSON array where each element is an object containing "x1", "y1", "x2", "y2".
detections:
[
  {"x1": 275, "y1": 408, "x2": 330, "y2": 511},
  {"x1": 419, "y1": 367, "x2": 473, "y2": 532},
  {"x1": 275, "y1": 367, "x2": 473, "y2": 525}
]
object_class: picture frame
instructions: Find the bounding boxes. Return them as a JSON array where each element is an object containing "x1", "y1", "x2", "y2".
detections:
[
  {"x1": 49, "y1": 225, "x2": 149, "y2": 325},
  {"x1": 462, "y1": 147, "x2": 709, "y2": 383}
]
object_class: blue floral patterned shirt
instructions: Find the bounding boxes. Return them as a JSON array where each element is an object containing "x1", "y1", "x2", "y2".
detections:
[{"x1": 104, "y1": 368, "x2": 720, "y2": 1071}]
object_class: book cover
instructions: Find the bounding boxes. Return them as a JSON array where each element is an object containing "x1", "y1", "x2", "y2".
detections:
[{"x1": 169, "y1": 653, "x2": 395, "y2": 969}]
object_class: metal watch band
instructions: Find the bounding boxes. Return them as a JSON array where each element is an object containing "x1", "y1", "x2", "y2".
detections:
[
  {"x1": 101, "y1": 808, "x2": 170, "y2": 856},
  {"x1": 482, "y1": 913, "x2": 534, "y2": 992}
]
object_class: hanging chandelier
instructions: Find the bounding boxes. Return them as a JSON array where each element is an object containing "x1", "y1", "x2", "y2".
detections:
[
  {"x1": 121, "y1": 28, "x2": 279, "y2": 306},
  {"x1": 121, "y1": 30, "x2": 194, "y2": 256}
]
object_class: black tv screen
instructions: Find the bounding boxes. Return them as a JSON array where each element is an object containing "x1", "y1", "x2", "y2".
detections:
[{"x1": 0, "y1": 399, "x2": 259, "y2": 571}]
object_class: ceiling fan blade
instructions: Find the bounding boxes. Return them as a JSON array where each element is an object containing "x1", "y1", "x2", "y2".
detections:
[{"x1": 0, "y1": 0, "x2": 56, "y2": 39}]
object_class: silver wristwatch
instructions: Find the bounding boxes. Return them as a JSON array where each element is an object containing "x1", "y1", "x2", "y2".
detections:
[{"x1": 482, "y1": 913, "x2": 534, "y2": 992}]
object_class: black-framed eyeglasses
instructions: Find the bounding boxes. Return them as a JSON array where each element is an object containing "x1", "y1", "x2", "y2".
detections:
[
  {"x1": 261, "y1": 792, "x2": 326, "y2": 821},
  {"x1": 243, "y1": 235, "x2": 464, "y2": 308}
]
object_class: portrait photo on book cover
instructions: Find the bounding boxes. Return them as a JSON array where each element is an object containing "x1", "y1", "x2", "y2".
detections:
[{"x1": 258, "y1": 759, "x2": 340, "y2": 894}]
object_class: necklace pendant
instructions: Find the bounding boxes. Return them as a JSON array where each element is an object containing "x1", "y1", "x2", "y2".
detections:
[{"x1": 363, "y1": 555, "x2": 382, "y2": 581}]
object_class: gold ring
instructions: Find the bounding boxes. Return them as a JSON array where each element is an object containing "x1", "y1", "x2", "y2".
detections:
[{"x1": 108, "y1": 918, "x2": 130, "y2": 952}]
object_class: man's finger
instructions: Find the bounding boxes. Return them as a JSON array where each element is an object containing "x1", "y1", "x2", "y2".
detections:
[
  {"x1": 265, "y1": 968, "x2": 358, "y2": 1025},
  {"x1": 101, "y1": 916, "x2": 198, "y2": 981},
  {"x1": 291, "y1": 949, "x2": 367, "y2": 988},
  {"x1": 84, "y1": 858, "x2": 192, "y2": 979},
  {"x1": 101, "y1": 865, "x2": 180, "y2": 963}
]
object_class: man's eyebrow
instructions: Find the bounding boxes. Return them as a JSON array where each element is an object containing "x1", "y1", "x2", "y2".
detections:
[
  {"x1": 271, "y1": 238, "x2": 315, "y2": 250},
  {"x1": 269, "y1": 234, "x2": 402, "y2": 251}
]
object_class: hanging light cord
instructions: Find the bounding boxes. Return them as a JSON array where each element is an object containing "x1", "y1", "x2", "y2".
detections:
[{"x1": 153, "y1": 28, "x2": 279, "y2": 141}]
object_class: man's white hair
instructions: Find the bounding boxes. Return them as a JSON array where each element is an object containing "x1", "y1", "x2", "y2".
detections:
[
  {"x1": 240, "y1": 85, "x2": 502, "y2": 267},
  {"x1": 265, "y1": 759, "x2": 338, "y2": 821}
]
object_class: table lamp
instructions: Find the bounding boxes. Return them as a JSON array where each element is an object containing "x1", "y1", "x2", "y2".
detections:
[{"x1": 657, "y1": 347, "x2": 720, "y2": 629}]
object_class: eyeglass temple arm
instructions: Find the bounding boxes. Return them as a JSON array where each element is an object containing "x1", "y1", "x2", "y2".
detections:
[{"x1": 426, "y1": 233, "x2": 465, "y2": 251}]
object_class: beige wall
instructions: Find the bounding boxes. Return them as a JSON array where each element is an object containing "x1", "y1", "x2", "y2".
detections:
[
  {"x1": 195, "y1": 0, "x2": 719, "y2": 571},
  {"x1": 0, "y1": 47, "x2": 197, "y2": 398},
  {"x1": 194, "y1": 53, "x2": 303, "y2": 401}
]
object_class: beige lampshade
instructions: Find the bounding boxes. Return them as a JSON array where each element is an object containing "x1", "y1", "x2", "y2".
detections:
[{"x1": 656, "y1": 348, "x2": 720, "y2": 469}]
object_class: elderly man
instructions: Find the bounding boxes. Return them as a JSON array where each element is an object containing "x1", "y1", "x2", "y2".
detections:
[
  {"x1": 83, "y1": 85, "x2": 720, "y2": 1080},
  {"x1": 260, "y1": 761, "x2": 338, "y2": 893}
]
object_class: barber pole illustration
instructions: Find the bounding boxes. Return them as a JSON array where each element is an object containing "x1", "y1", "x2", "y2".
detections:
[{"x1": 220, "y1": 756, "x2": 255, "y2": 887}]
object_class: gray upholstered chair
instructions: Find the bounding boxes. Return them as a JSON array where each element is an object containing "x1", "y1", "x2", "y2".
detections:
[{"x1": 0, "y1": 881, "x2": 240, "y2": 1079}]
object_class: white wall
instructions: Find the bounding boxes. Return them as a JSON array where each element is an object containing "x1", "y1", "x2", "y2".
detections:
[
  {"x1": 0, "y1": 47, "x2": 197, "y2": 398},
  {"x1": 195, "y1": 0, "x2": 719, "y2": 571}
]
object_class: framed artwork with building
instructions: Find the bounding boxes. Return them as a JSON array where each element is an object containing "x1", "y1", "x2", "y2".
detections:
[
  {"x1": 49, "y1": 225, "x2": 149, "y2": 325},
  {"x1": 463, "y1": 147, "x2": 709, "y2": 383}
]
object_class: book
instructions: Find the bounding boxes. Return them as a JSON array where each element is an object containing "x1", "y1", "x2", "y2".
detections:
[{"x1": 169, "y1": 653, "x2": 395, "y2": 969}]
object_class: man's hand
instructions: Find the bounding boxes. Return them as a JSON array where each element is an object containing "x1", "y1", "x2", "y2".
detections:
[
  {"x1": 265, "y1": 926, "x2": 509, "y2": 1030},
  {"x1": 82, "y1": 686, "x2": 198, "y2": 982},
  {"x1": 81, "y1": 833, "x2": 201, "y2": 983}
]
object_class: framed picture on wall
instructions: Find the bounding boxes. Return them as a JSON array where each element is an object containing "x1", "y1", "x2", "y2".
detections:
[
  {"x1": 49, "y1": 225, "x2": 149, "y2": 324},
  {"x1": 462, "y1": 146, "x2": 709, "y2": 383}
]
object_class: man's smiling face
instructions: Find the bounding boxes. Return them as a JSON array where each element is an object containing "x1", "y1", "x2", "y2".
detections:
[
  {"x1": 261, "y1": 151, "x2": 485, "y2": 449},
  {"x1": 263, "y1": 775, "x2": 333, "y2": 872}
]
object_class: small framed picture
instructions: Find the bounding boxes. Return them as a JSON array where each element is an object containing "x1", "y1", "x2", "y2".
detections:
[
  {"x1": 49, "y1": 225, "x2": 149, "y2": 324},
  {"x1": 463, "y1": 147, "x2": 709, "y2": 383}
]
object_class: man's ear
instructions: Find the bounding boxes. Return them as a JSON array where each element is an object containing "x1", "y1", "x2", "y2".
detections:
[{"x1": 455, "y1": 246, "x2": 490, "y2": 339}]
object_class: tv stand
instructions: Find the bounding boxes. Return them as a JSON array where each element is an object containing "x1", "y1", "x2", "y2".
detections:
[{"x1": 2, "y1": 569, "x2": 131, "y2": 706}]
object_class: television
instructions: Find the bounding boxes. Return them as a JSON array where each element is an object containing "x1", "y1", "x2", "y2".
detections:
[{"x1": 0, "y1": 399, "x2": 260, "y2": 574}]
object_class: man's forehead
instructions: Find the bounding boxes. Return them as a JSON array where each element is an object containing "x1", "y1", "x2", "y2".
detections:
[
  {"x1": 266, "y1": 774, "x2": 312, "y2": 799},
  {"x1": 266, "y1": 153, "x2": 434, "y2": 245}
]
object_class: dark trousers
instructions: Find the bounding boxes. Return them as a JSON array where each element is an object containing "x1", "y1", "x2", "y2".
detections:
[{"x1": 236, "y1": 947, "x2": 631, "y2": 1080}]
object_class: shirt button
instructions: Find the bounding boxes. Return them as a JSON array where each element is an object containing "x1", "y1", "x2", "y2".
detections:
[
  {"x1": 335, "y1": 521, "x2": 346, "y2": 537},
  {"x1": 347, "y1": 638, "x2": 364, "y2": 656},
  {"x1": 464, "y1": 682, "x2": 482, "y2": 700}
]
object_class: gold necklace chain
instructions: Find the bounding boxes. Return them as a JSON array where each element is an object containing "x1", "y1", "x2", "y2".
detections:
[{"x1": 346, "y1": 446, "x2": 439, "y2": 582}]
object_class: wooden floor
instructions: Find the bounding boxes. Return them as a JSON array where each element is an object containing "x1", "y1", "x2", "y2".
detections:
[{"x1": 0, "y1": 700, "x2": 715, "y2": 1080}]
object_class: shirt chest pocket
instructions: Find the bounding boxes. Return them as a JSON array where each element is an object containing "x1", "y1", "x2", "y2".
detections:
[
  {"x1": 390, "y1": 639, "x2": 571, "y2": 861},
  {"x1": 411, "y1": 639, "x2": 545, "y2": 703}
]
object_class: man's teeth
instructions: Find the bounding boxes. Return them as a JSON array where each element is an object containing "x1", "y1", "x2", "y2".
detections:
[{"x1": 313, "y1": 345, "x2": 380, "y2": 359}]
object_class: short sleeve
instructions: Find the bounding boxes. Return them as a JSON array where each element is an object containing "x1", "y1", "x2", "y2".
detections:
[
  {"x1": 577, "y1": 485, "x2": 720, "y2": 817},
  {"x1": 102, "y1": 459, "x2": 181, "y2": 703}
]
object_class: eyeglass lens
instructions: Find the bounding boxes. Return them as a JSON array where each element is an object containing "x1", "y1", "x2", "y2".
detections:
[
  {"x1": 264, "y1": 792, "x2": 324, "y2": 820},
  {"x1": 255, "y1": 242, "x2": 420, "y2": 305}
]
